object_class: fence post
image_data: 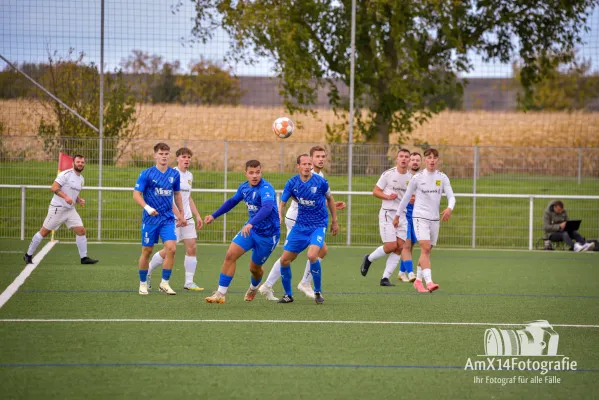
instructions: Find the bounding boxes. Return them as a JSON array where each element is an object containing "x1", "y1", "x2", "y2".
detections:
[
  {"x1": 472, "y1": 146, "x2": 479, "y2": 248},
  {"x1": 346, "y1": 143, "x2": 353, "y2": 245},
  {"x1": 20, "y1": 186, "x2": 26, "y2": 240},
  {"x1": 577, "y1": 148, "x2": 582, "y2": 185},
  {"x1": 529, "y1": 196, "x2": 534, "y2": 250},
  {"x1": 223, "y1": 141, "x2": 228, "y2": 243}
]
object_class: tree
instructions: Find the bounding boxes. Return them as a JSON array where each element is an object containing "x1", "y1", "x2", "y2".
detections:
[
  {"x1": 190, "y1": 0, "x2": 596, "y2": 145},
  {"x1": 36, "y1": 49, "x2": 138, "y2": 164},
  {"x1": 513, "y1": 54, "x2": 599, "y2": 111},
  {"x1": 177, "y1": 58, "x2": 244, "y2": 105}
]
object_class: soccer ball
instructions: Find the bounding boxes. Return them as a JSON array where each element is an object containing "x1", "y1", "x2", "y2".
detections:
[{"x1": 272, "y1": 117, "x2": 294, "y2": 139}]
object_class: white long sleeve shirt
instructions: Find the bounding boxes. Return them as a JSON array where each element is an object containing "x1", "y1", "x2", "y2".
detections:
[{"x1": 395, "y1": 169, "x2": 455, "y2": 220}]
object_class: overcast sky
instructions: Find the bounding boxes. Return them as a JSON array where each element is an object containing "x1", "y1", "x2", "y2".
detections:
[{"x1": 2, "y1": 0, "x2": 598, "y2": 77}]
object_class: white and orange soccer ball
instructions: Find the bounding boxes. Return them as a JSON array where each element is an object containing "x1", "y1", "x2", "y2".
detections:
[{"x1": 272, "y1": 117, "x2": 294, "y2": 139}]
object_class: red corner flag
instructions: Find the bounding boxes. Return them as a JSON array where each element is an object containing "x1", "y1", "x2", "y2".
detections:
[{"x1": 58, "y1": 152, "x2": 73, "y2": 173}]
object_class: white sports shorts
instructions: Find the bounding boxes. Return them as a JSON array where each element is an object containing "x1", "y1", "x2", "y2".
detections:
[
  {"x1": 413, "y1": 217, "x2": 440, "y2": 246},
  {"x1": 42, "y1": 205, "x2": 83, "y2": 231},
  {"x1": 379, "y1": 208, "x2": 407, "y2": 243},
  {"x1": 285, "y1": 216, "x2": 296, "y2": 235},
  {"x1": 176, "y1": 218, "x2": 197, "y2": 241}
]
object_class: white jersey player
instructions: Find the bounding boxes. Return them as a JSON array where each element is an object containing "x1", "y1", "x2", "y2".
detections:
[
  {"x1": 147, "y1": 147, "x2": 204, "y2": 291},
  {"x1": 360, "y1": 149, "x2": 413, "y2": 286},
  {"x1": 393, "y1": 148, "x2": 455, "y2": 293},
  {"x1": 23, "y1": 155, "x2": 98, "y2": 265},
  {"x1": 259, "y1": 145, "x2": 345, "y2": 301}
]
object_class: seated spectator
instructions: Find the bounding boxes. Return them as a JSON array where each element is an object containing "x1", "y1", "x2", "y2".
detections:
[{"x1": 543, "y1": 200, "x2": 594, "y2": 252}]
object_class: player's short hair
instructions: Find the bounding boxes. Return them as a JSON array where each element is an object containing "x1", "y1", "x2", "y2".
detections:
[
  {"x1": 176, "y1": 147, "x2": 193, "y2": 157},
  {"x1": 73, "y1": 154, "x2": 85, "y2": 161},
  {"x1": 245, "y1": 160, "x2": 261, "y2": 170},
  {"x1": 553, "y1": 200, "x2": 564, "y2": 208},
  {"x1": 410, "y1": 152, "x2": 422, "y2": 159},
  {"x1": 424, "y1": 148, "x2": 439, "y2": 158},
  {"x1": 310, "y1": 145, "x2": 326, "y2": 156},
  {"x1": 397, "y1": 148, "x2": 411, "y2": 155},
  {"x1": 297, "y1": 153, "x2": 310, "y2": 164},
  {"x1": 154, "y1": 142, "x2": 170, "y2": 153}
]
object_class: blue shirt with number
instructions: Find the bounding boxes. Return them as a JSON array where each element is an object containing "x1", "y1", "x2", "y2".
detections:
[
  {"x1": 281, "y1": 174, "x2": 330, "y2": 229},
  {"x1": 135, "y1": 166, "x2": 181, "y2": 225}
]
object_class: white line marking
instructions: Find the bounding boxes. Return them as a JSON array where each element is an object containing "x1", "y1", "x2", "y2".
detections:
[
  {"x1": 0, "y1": 241, "x2": 58, "y2": 309},
  {"x1": 0, "y1": 319, "x2": 596, "y2": 328}
]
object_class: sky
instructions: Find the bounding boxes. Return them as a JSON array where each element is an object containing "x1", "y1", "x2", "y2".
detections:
[{"x1": 1, "y1": 0, "x2": 599, "y2": 78}]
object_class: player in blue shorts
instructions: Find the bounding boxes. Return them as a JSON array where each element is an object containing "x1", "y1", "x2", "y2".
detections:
[
  {"x1": 133, "y1": 142, "x2": 186, "y2": 296},
  {"x1": 276, "y1": 154, "x2": 339, "y2": 305},
  {"x1": 204, "y1": 160, "x2": 281, "y2": 304},
  {"x1": 398, "y1": 152, "x2": 421, "y2": 282}
]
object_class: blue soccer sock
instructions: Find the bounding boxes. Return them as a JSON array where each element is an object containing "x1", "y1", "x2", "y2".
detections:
[
  {"x1": 399, "y1": 260, "x2": 406, "y2": 273},
  {"x1": 404, "y1": 259, "x2": 414, "y2": 273},
  {"x1": 218, "y1": 273, "x2": 234, "y2": 294},
  {"x1": 250, "y1": 275, "x2": 262, "y2": 289},
  {"x1": 310, "y1": 260, "x2": 322, "y2": 293},
  {"x1": 162, "y1": 268, "x2": 172, "y2": 281},
  {"x1": 139, "y1": 269, "x2": 148, "y2": 283},
  {"x1": 280, "y1": 264, "x2": 292, "y2": 296}
]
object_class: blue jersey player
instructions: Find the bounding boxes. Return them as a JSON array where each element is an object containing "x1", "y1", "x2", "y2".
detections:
[
  {"x1": 276, "y1": 154, "x2": 339, "y2": 305},
  {"x1": 133, "y1": 142, "x2": 186, "y2": 296},
  {"x1": 398, "y1": 152, "x2": 421, "y2": 282},
  {"x1": 204, "y1": 160, "x2": 281, "y2": 304}
]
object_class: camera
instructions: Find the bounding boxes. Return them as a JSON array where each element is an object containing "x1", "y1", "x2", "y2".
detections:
[{"x1": 484, "y1": 320, "x2": 559, "y2": 356}]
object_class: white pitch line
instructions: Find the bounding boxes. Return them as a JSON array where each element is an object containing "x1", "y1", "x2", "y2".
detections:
[
  {"x1": 0, "y1": 318, "x2": 597, "y2": 328},
  {"x1": 0, "y1": 241, "x2": 57, "y2": 309}
]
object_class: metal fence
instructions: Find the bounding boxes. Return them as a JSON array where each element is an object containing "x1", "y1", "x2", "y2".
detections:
[{"x1": 0, "y1": 136, "x2": 598, "y2": 248}]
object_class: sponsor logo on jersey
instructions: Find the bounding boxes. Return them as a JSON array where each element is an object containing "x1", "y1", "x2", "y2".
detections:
[
  {"x1": 169, "y1": 177, "x2": 174, "y2": 183},
  {"x1": 311, "y1": 187, "x2": 317, "y2": 193},
  {"x1": 436, "y1": 180, "x2": 441, "y2": 186},
  {"x1": 298, "y1": 198, "x2": 316, "y2": 206},
  {"x1": 246, "y1": 203, "x2": 259, "y2": 211},
  {"x1": 155, "y1": 188, "x2": 173, "y2": 196},
  {"x1": 188, "y1": 180, "x2": 191, "y2": 186}
]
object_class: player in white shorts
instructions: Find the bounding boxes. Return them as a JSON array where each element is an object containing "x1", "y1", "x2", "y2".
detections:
[
  {"x1": 147, "y1": 147, "x2": 204, "y2": 291},
  {"x1": 360, "y1": 148, "x2": 412, "y2": 286},
  {"x1": 393, "y1": 148, "x2": 455, "y2": 293},
  {"x1": 23, "y1": 155, "x2": 98, "y2": 265},
  {"x1": 259, "y1": 145, "x2": 345, "y2": 300}
]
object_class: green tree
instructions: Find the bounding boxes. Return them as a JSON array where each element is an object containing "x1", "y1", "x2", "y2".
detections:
[
  {"x1": 36, "y1": 49, "x2": 138, "y2": 164},
  {"x1": 514, "y1": 55, "x2": 599, "y2": 111},
  {"x1": 177, "y1": 58, "x2": 244, "y2": 105},
  {"x1": 190, "y1": 0, "x2": 596, "y2": 145}
]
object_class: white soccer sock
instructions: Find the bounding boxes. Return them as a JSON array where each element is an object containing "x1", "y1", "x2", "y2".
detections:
[
  {"x1": 148, "y1": 252, "x2": 165, "y2": 274},
  {"x1": 75, "y1": 235, "x2": 87, "y2": 258},
  {"x1": 382, "y1": 253, "x2": 401, "y2": 279},
  {"x1": 368, "y1": 245, "x2": 387, "y2": 262},
  {"x1": 184, "y1": 255, "x2": 197, "y2": 285},
  {"x1": 423, "y1": 268, "x2": 432, "y2": 285},
  {"x1": 300, "y1": 258, "x2": 320, "y2": 284},
  {"x1": 416, "y1": 265, "x2": 423, "y2": 281},
  {"x1": 27, "y1": 232, "x2": 44, "y2": 256},
  {"x1": 217, "y1": 285, "x2": 229, "y2": 295},
  {"x1": 265, "y1": 258, "x2": 282, "y2": 287}
]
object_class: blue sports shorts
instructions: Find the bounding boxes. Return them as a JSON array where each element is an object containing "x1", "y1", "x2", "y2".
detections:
[
  {"x1": 141, "y1": 221, "x2": 177, "y2": 247},
  {"x1": 283, "y1": 225, "x2": 327, "y2": 254},
  {"x1": 232, "y1": 229, "x2": 280, "y2": 265}
]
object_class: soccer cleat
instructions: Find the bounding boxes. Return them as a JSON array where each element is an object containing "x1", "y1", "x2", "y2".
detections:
[
  {"x1": 380, "y1": 278, "x2": 396, "y2": 287},
  {"x1": 398, "y1": 272, "x2": 408, "y2": 282},
  {"x1": 277, "y1": 294, "x2": 294, "y2": 304},
  {"x1": 258, "y1": 284, "x2": 279, "y2": 301},
  {"x1": 360, "y1": 255, "x2": 372, "y2": 276},
  {"x1": 427, "y1": 281, "x2": 440, "y2": 293},
  {"x1": 573, "y1": 243, "x2": 584, "y2": 252},
  {"x1": 139, "y1": 282, "x2": 149, "y2": 295},
  {"x1": 81, "y1": 257, "x2": 99, "y2": 264},
  {"x1": 205, "y1": 291, "x2": 226, "y2": 304},
  {"x1": 413, "y1": 279, "x2": 428, "y2": 293},
  {"x1": 159, "y1": 281, "x2": 176, "y2": 295},
  {"x1": 184, "y1": 282, "x2": 204, "y2": 291},
  {"x1": 314, "y1": 292, "x2": 324, "y2": 305},
  {"x1": 407, "y1": 272, "x2": 416, "y2": 282},
  {"x1": 584, "y1": 242, "x2": 595, "y2": 251},
  {"x1": 23, "y1": 253, "x2": 33, "y2": 265},
  {"x1": 244, "y1": 287, "x2": 258, "y2": 302},
  {"x1": 297, "y1": 281, "x2": 315, "y2": 299}
]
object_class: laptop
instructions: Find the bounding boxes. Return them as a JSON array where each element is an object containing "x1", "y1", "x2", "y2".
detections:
[{"x1": 564, "y1": 220, "x2": 581, "y2": 232}]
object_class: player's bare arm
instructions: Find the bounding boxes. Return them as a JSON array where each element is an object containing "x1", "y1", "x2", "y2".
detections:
[
  {"x1": 204, "y1": 215, "x2": 215, "y2": 224},
  {"x1": 174, "y1": 191, "x2": 187, "y2": 227},
  {"x1": 373, "y1": 185, "x2": 397, "y2": 201},
  {"x1": 189, "y1": 197, "x2": 203, "y2": 229},
  {"x1": 441, "y1": 208, "x2": 452, "y2": 222},
  {"x1": 326, "y1": 195, "x2": 339, "y2": 236},
  {"x1": 328, "y1": 193, "x2": 346, "y2": 210},
  {"x1": 279, "y1": 199, "x2": 287, "y2": 225},
  {"x1": 51, "y1": 181, "x2": 73, "y2": 205},
  {"x1": 133, "y1": 190, "x2": 158, "y2": 216},
  {"x1": 75, "y1": 197, "x2": 85, "y2": 207}
]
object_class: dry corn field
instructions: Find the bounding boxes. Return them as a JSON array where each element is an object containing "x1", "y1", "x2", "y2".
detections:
[{"x1": 2, "y1": 99, "x2": 599, "y2": 148}]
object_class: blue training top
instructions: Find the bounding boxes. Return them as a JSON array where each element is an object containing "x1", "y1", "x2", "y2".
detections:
[
  {"x1": 135, "y1": 166, "x2": 181, "y2": 225},
  {"x1": 281, "y1": 173, "x2": 330, "y2": 229}
]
